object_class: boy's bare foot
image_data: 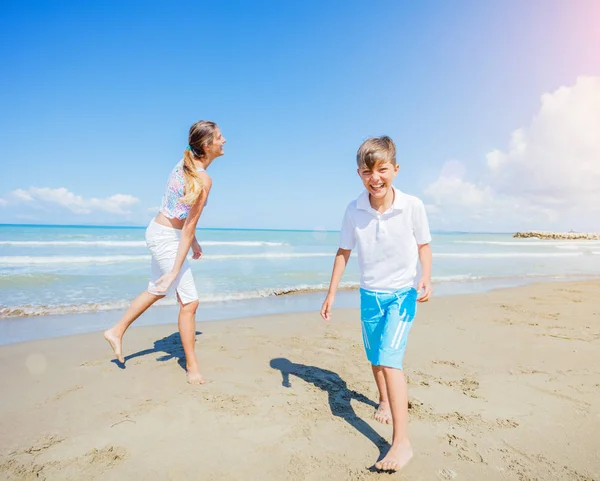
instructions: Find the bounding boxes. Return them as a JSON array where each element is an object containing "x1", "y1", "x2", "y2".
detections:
[
  {"x1": 374, "y1": 401, "x2": 393, "y2": 424},
  {"x1": 375, "y1": 439, "x2": 413, "y2": 472},
  {"x1": 104, "y1": 329, "x2": 124, "y2": 363},
  {"x1": 186, "y1": 364, "x2": 205, "y2": 385}
]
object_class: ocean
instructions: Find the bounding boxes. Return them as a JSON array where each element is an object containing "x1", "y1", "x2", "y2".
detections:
[{"x1": 2, "y1": 224, "x2": 600, "y2": 344}]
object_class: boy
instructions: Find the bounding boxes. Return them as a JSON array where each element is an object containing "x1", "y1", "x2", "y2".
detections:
[{"x1": 320, "y1": 136, "x2": 432, "y2": 472}]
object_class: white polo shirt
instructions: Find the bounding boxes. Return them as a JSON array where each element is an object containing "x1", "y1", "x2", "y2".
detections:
[{"x1": 339, "y1": 187, "x2": 431, "y2": 292}]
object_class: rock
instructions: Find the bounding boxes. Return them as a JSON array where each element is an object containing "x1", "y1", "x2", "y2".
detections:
[{"x1": 513, "y1": 231, "x2": 600, "y2": 240}]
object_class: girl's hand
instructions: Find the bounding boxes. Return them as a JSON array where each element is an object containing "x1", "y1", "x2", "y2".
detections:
[
  {"x1": 153, "y1": 271, "x2": 178, "y2": 293},
  {"x1": 191, "y1": 238, "x2": 203, "y2": 259}
]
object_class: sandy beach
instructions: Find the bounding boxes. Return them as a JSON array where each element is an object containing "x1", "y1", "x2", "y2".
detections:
[{"x1": 1, "y1": 281, "x2": 599, "y2": 480}]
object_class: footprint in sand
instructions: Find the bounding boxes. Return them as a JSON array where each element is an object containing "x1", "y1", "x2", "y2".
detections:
[
  {"x1": 22, "y1": 435, "x2": 64, "y2": 455},
  {"x1": 80, "y1": 360, "x2": 103, "y2": 367},
  {"x1": 438, "y1": 468, "x2": 458, "y2": 479},
  {"x1": 457, "y1": 378, "x2": 480, "y2": 398},
  {"x1": 52, "y1": 385, "x2": 83, "y2": 402},
  {"x1": 432, "y1": 360, "x2": 461, "y2": 368},
  {"x1": 496, "y1": 418, "x2": 519, "y2": 428},
  {"x1": 1, "y1": 445, "x2": 127, "y2": 480},
  {"x1": 446, "y1": 433, "x2": 485, "y2": 464},
  {"x1": 440, "y1": 377, "x2": 481, "y2": 398},
  {"x1": 499, "y1": 443, "x2": 594, "y2": 480}
]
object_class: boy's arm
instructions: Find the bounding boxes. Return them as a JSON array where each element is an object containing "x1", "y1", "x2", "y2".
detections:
[
  {"x1": 417, "y1": 243, "x2": 432, "y2": 302},
  {"x1": 320, "y1": 248, "x2": 352, "y2": 321}
]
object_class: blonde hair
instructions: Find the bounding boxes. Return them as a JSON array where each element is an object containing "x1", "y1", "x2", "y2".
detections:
[
  {"x1": 356, "y1": 136, "x2": 396, "y2": 170},
  {"x1": 180, "y1": 120, "x2": 218, "y2": 205}
]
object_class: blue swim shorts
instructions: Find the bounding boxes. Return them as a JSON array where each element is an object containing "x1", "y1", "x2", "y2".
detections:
[{"x1": 360, "y1": 287, "x2": 418, "y2": 370}]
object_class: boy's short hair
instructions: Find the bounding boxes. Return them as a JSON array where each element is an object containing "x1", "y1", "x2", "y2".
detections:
[{"x1": 356, "y1": 136, "x2": 396, "y2": 170}]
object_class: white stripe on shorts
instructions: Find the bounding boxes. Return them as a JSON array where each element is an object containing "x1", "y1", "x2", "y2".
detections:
[
  {"x1": 362, "y1": 323, "x2": 370, "y2": 350},
  {"x1": 390, "y1": 308, "x2": 410, "y2": 349}
]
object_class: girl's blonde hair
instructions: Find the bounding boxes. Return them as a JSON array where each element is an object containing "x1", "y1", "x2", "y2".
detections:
[{"x1": 180, "y1": 120, "x2": 218, "y2": 204}]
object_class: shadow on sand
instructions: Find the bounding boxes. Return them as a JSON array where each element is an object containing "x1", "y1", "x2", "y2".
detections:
[
  {"x1": 111, "y1": 331, "x2": 202, "y2": 371},
  {"x1": 270, "y1": 357, "x2": 389, "y2": 466}
]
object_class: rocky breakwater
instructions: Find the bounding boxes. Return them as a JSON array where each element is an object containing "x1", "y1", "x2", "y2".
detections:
[{"x1": 514, "y1": 231, "x2": 600, "y2": 240}]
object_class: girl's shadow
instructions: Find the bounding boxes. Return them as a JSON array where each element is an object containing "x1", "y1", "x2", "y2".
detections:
[
  {"x1": 111, "y1": 331, "x2": 202, "y2": 371},
  {"x1": 270, "y1": 357, "x2": 389, "y2": 463}
]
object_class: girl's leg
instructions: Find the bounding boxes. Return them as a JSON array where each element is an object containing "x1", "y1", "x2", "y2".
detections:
[
  {"x1": 177, "y1": 295, "x2": 203, "y2": 384},
  {"x1": 104, "y1": 291, "x2": 164, "y2": 363},
  {"x1": 372, "y1": 365, "x2": 392, "y2": 424}
]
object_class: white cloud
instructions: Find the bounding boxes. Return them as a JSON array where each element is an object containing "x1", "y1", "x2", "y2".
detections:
[
  {"x1": 6, "y1": 187, "x2": 140, "y2": 215},
  {"x1": 425, "y1": 76, "x2": 600, "y2": 231},
  {"x1": 11, "y1": 189, "x2": 33, "y2": 202},
  {"x1": 0, "y1": 198, "x2": 7, "y2": 207},
  {"x1": 424, "y1": 176, "x2": 494, "y2": 209}
]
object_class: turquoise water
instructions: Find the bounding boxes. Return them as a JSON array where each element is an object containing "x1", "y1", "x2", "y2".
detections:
[{"x1": 1, "y1": 224, "x2": 600, "y2": 343}]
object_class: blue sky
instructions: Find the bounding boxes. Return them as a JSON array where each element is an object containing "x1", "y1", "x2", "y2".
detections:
[{"x1": 1, "y1": 0, "x2": 599, "y2": 231}]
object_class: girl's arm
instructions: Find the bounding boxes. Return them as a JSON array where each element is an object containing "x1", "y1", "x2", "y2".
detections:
[{"x1": 153, "y1": 174, "x2": 212, "y2": 292}]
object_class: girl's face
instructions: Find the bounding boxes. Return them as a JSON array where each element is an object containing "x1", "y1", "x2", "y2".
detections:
[{"x1": 206, "y1": 128, "x2": 227, "y2": 158}]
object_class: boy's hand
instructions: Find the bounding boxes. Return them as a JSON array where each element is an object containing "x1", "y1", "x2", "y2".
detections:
[
  {"x1": 417, "y1": 278, "x2": 432, "y2": 302},
  {"x1": 320, "y1": 295, "x2": 335, "y2": 321}
]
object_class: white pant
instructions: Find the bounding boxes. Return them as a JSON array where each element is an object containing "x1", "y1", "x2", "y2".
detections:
[{"x1": 145, "y1": 220, "x2": 198, "y2": 304}]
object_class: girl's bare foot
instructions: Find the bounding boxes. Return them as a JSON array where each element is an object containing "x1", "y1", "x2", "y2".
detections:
[
  {"x1": 375, "y1": 439, "x2": 413, "y2": 472},
  {"x1": 104, "y1": 329, "x2": 124, "y2": 363},
  {"x1": 374, "y1": 401, "x2": 393, "y2": 424},
  {"x1": 186, "y1": 363, "x2": 205, "y2": 385}
]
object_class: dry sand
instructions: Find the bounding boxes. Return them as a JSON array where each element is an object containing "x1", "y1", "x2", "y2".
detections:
[{"x1": 1, "y1": 281, "x2": 599, "y2": 480}]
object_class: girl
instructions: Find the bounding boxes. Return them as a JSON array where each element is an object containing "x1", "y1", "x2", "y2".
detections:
[{"x1": 104, "y1": 120, "x2": 226, "y2": 384}]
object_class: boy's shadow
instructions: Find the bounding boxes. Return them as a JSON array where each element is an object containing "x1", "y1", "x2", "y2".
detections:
[
  {"x1": 270, "y1": 358, "x2": 389, "y2": 463},
  {"x1": 111, "y1": 331, "x2": 202, "y2": 371}
]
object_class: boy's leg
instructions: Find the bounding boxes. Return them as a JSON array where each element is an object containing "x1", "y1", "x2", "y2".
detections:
[
  {"x1": 375, "y1": 366, "x2": 413, "y2": 471},
  {"x1": 360, "y1": 289, "x2": 390, "y2": 421},
  {"x1": 372, "y1": 365, "x2": 392, "y2": 424},
  {"x1": 374, "y1": 288, "x2": 417, "y2": 471}
]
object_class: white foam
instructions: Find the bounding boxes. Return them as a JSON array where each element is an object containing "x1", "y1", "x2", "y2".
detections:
[
  {"x1": 433, "y1": 275, "x2": 483, "y2": 282},
  {"x1": 0, "y1": 252, "x2": 333, "y2": 266},
  {"x1": 202, "y1": 241, "x2": 288, "y2": 247},
  {"x1": 434, "y1": 252, "x2": 587, "y2": 258},
  {"x1": 454, "y1": 240, "x2": 600, "y2": 247},
  {"x1": 0, "y1": 281, "x2": 361, "y2": 318},
  {"x1": 0, "y1": 240, "x2": 287, "y2": 247},
  {"x1": 3, "y1": 273, "x2": 597, "y2": 318},
  {"x1": 0, "y1": 240, "x2": 148, "y2": 247},
  {"x1": 206, "y1": 253, "x2": 332, "y2": 260},
  {"x1": 0, "y1": 255, "x2": 151, "y2": 265}
]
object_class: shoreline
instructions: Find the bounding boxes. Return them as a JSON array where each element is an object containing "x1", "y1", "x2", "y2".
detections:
[
  {"x1": 2, "y1": 275, "x2": 599, "y2": 346},
  {"x1": 1, "y1": 280, "x2": 598, "y2": 480}
]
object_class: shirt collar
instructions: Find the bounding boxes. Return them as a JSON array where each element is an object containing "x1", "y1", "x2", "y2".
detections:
[{"x1": 356, "y1": 186, "x2": 406, "y2": 213}]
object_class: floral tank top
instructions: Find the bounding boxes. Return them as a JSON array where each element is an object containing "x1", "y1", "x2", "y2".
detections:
[{"x1": 159, "y1": 160, "x2": 205, "y2": 220}]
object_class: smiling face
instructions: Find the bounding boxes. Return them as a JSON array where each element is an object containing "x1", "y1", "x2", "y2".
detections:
[
  {"x1": 188, "y1": 120, "x2": 225, "y2": 160},
  {"x1": 355, "y1": 136, "x2": 398, "y2": 200},
  {"x1": 358, "y1": 160, "x2": 399, "y2": 199},
  {"x1": 206, "y1": 128, "x2": 226, "y2": 158}
]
